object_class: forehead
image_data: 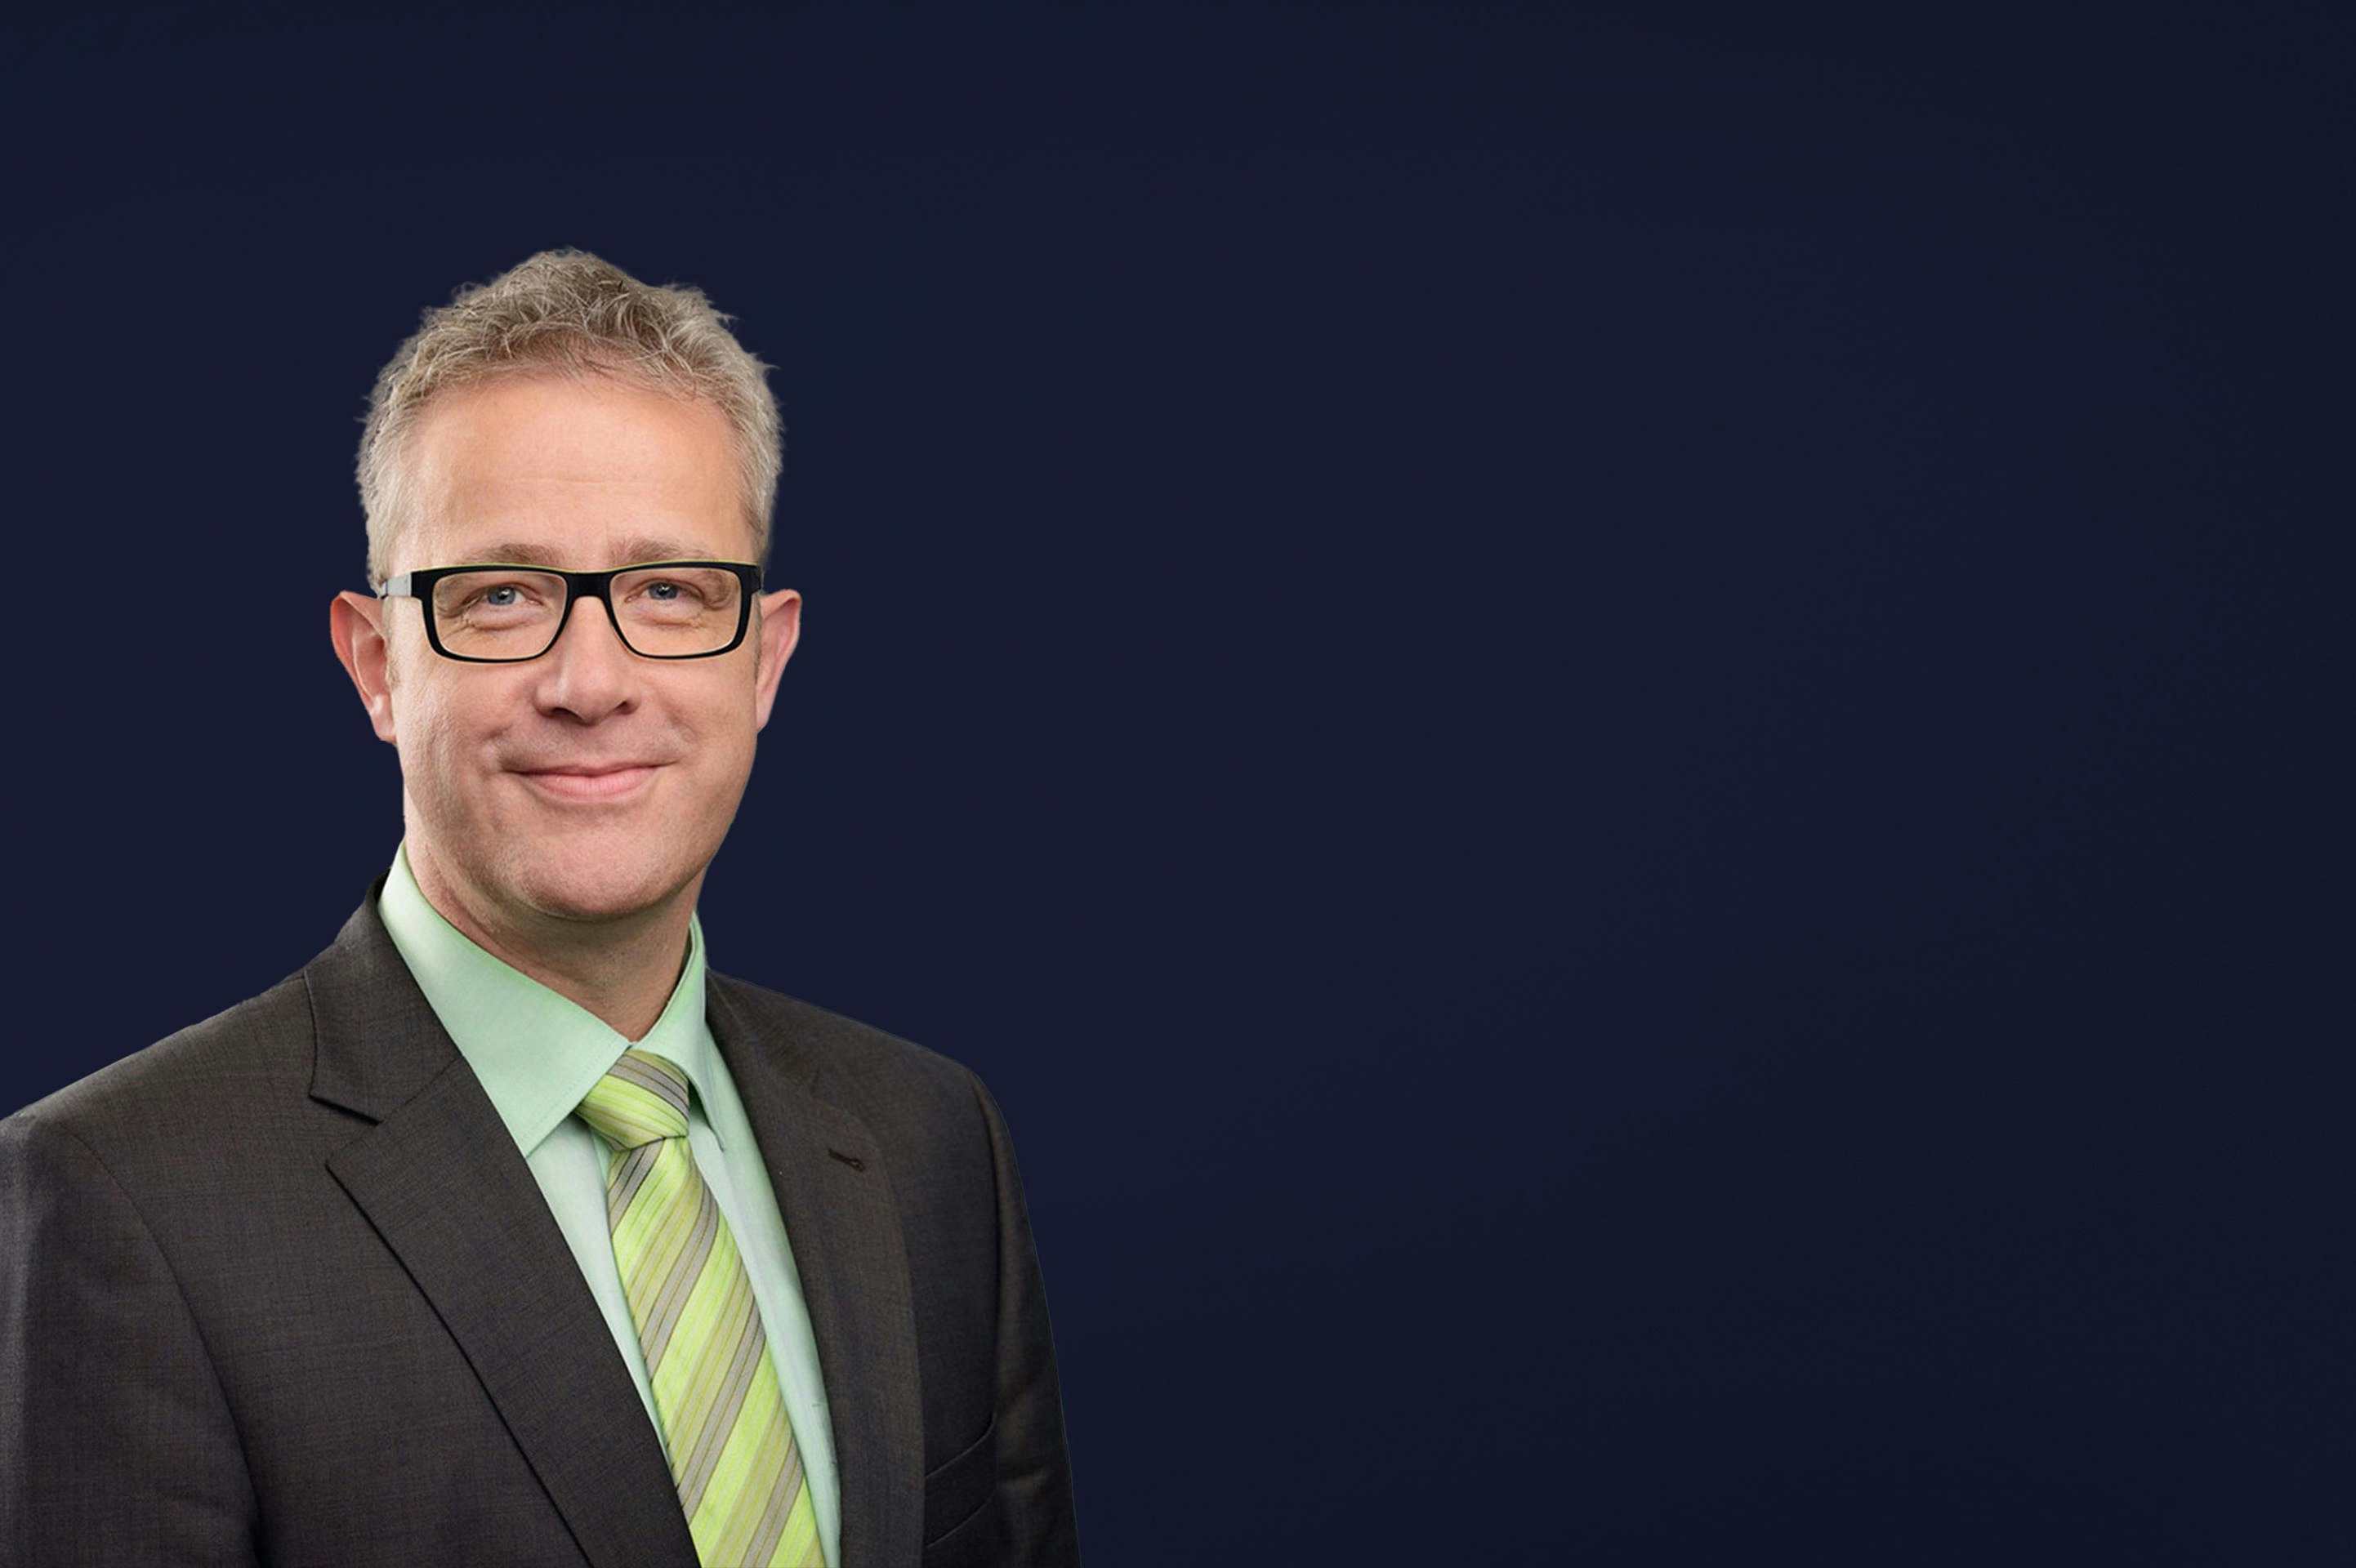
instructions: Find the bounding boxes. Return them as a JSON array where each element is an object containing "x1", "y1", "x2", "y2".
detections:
[{"x1": 398, "y1": 374, "x2": 753, "y2": 568}]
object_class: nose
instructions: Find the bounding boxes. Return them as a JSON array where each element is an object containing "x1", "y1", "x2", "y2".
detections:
[{"x1": 531, "y1": 593, "x2": 641, "y2": 724}]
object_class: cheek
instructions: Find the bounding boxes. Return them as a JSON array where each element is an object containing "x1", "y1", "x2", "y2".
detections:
[
  {"x1": 684, "y1": 697, "x2": 762, "y2": 795},
  {"x1": 389, "y1": 677, "x2": 502, "y2": 788}
]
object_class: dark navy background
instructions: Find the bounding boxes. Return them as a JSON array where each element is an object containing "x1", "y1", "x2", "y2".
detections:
[{"x1": 5, "y1": 5, "x2": 2345, "y2": 1560}]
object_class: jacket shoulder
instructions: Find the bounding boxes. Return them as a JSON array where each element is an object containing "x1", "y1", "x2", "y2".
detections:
[
  {"x1": 3, "y1": 973, "x2": 316, "y2": 1156},
  {"x1": 706, "y1": 972, "x2": 991, "y2": 1124}
]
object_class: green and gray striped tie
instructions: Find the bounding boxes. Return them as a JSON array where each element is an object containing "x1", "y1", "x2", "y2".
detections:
[{"x1": 577, "y1": 1049, "x2": 825, "y2": 1567}]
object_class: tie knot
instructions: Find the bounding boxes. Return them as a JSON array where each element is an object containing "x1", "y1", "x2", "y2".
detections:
[{"x1": 576, "y1": 1049, "x2": 692, "y2": 1149}]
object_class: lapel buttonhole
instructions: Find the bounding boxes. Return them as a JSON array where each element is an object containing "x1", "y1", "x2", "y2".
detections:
[{"x1": 827, "y1": 1148, "x2": 867, "y2": 1172}]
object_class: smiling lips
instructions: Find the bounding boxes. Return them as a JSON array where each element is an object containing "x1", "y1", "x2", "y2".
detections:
[{"x1": 515, "y1": 762, "x2": 663, "y2": 801}]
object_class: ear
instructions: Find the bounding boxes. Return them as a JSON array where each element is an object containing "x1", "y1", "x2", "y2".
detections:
[
  {"x1": 751, "y1": 587, "x2": 802, "y2": 732},
  {"x1": 330, "y1": 590, "x2": 401, "y2": 745}
]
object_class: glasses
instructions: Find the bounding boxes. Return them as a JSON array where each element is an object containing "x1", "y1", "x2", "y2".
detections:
[{"x1": 377, "y1": 560, "x2": 765, "y2": 662}]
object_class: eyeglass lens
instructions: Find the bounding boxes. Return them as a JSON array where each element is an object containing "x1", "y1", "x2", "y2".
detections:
[{"x1": 428, "y1": 566, "x2": 746, "y2": 658}]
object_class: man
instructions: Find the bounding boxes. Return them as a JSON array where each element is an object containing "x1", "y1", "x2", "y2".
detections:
[{"x1": 0, "y1": 251, "x2": 1078, "y2": 1566}]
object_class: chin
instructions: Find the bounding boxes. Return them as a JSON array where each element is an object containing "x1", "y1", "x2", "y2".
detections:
[{"x1": 509, "y1": 857, "x2": 698, "y2": 927}]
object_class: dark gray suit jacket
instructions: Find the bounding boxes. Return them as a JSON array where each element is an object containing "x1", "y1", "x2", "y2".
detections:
[{"x1": 0, "y1": 894, "x2": 1078, "y2": 1566}]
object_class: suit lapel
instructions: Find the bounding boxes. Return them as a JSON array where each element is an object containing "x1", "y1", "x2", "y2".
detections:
[
  {"x1": 710, "y1": 979, "x2": 924, "y2": 1568},
  {"x1": 306, "y1": 898, "x2": 696, "y2": 1568}
]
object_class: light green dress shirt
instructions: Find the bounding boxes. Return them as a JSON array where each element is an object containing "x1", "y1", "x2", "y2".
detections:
[{"x1": 378, "y1": 846, "x2": 841, "y2": 1566}]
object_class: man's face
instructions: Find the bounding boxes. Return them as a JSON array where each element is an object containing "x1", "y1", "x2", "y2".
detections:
[{"x1": 332, "y1": 375, "x2": 799, "y2": 946}]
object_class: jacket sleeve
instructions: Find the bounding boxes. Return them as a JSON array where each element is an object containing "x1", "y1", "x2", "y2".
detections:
[
  {"x1": 0, "y1": 1111, "x2": 259, "y2": 1566},
  {"x1": 973, "y1": 1078, "x2": 1081, "y2": 1564}
]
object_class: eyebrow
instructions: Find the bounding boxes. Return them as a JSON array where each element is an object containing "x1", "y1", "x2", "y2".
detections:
[{"x1": 452, "y1": 537, "x2": 727, "y2": 568}]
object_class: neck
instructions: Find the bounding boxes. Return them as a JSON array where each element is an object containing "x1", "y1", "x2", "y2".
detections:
[{"x1": 404, "y1": 844, "x2": 696, "y2": 1041}]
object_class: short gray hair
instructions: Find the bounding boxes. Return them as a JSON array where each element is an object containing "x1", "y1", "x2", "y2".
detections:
[{"x1": 357, "y1": 249, "x2": 781, "y2": 583}]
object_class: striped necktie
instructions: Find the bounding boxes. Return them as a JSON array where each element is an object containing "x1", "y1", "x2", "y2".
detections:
[{"x1": 576, "y1": 1049, "x2": 825, "y2": 1567}]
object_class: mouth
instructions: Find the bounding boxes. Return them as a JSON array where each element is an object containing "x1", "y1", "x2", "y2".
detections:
[{"x1": 515, "y1": 763, "x2": 662, "y2": 802}]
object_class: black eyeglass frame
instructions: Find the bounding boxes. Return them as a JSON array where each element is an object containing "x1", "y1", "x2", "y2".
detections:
[{"x1": 377, "y1": 560, "x2": 766, "y2": 663}]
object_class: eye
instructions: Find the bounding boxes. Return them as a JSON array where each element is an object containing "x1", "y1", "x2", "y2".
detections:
[
  {"x1": 462, "y1": 578, "x2": 547, "y2": 611},
  {"x1": 632, "y1": 575, "x2": 715, "y2": 607}
]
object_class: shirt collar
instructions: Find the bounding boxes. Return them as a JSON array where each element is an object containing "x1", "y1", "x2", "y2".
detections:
[{"x1": 377, "y1": 844, "x2": 725, "y2": 1156}]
